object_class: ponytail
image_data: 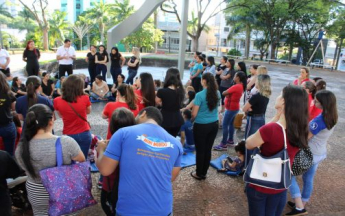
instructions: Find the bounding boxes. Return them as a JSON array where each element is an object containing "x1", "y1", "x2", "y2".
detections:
[
  {"x1": 27, "y1": 82, "x2": 38, "y2": 108},
  {"x1": 125, "y1": 85, "x2": 137, "y2": 110}
]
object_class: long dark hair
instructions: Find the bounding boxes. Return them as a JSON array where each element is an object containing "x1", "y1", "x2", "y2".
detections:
[
  {"x1": 227, "y1": 59, "x2": 235, "y2": 70},
  {"x1": 163, "y1": 68, "x2": 185, "y2": 107},
  {"x1": 117, "y1": 84, "x2": 137, "y2": 110},
  {"x1": 109, "y1": 108, "x2": 135, "y2": 135},
  {"x1": 187, "y1": 91, "x2": 196, "y2": 104},
  {"x1": 25, "y1": 40, "x2": 38, "y2": 57},
  {"x1": 98, "y1": 45, "x2": 109, "y2": 62},
  {"x1": 202, "y1": 73, "x2": 218, "y2": 111},
  {"x1": 62, "y1": 75, "x2": 85, "y2": 103},
  {"x1": 26, "y1": 76, "x2": 41, "y2": 108},
  {"x1": 316, "y1": 79, "x2": 326, "y2": 91},
  {"x1": 304, "y1": 81, "x2": 316, "y2": 99},
  {"x1": 0, "y1": 73, "x2": 10, "y2": 93},
  {"x1": 207, "y1": 56, "x2": 215, "y2": 66},
  {"x1": 20, "y1": 104, "x2": 53, "y2": 178},
  {"x1": 283, "y1": 85, "x2": 309, "y2": 148},
  {"x1": 12, "y1": 77, "x2": 20, "y2": 88},
  {"x1": 315, "y1": 90, "x2": 338, "y2": 130},
  {"x1": 237, "y1": 61, "x2": 247, "y2": 75},
  {"x1": 139, "y1": 73, "x2": 156, "y2": 107},
  {"x1": 115, "y1": 74, "x2": 125, "y2": 87},
  {"x1": 110, "y1": 47, "x2": 120, "y2": 59},
  {"x1": 235, "y1": 71, "x2": 247, "y2": 92}
]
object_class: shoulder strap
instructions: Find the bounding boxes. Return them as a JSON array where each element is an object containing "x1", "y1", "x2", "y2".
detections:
[
  {"x1": 55, "y1": 137, "x2": 63, "y2": 167},
  {"x1": 276, "y1": 122, "x2": 287, "y2": 149},
  {"x1": 67, "y1": 102, "x2": 91, "y2": 128}
]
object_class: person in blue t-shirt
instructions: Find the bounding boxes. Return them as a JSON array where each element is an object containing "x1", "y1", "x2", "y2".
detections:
[
  {"x1": 96, "y1": 107, "x2": 183, "y2": 216},
  {"x1": 190, "y1": 55, "x2": 204, "y2": 92},
  {"x1": 15, "y1": 76, "x2": 54, "y2": 121},
  {"x1": 180, "y1": 109, "x2": 195, "y2": 153}
]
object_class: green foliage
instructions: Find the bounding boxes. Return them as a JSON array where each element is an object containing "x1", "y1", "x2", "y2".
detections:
[
  {"x1": 48, "y1": 10, "x2": 71, "y2": 47},
  {"x1": 227, "y1": 48, "x2": 242, "y2": 56}
]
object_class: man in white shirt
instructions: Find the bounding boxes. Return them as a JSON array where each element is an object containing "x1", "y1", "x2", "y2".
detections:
[
  {"x1": 56, "y1": 39, "x2": 76, "y2": 78},
  {"x1": 0, "y1": 48, "x2": 10, "y2": 76}
]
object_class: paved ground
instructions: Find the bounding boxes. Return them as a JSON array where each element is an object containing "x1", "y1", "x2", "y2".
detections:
[{"x1": 11, "y1": 61, "x2": 345, "y2": 216}]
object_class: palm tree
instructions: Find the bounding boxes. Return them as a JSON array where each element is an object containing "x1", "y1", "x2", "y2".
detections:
[
  {"x1": 0, "y1": 3, "x2": 12, "y2": 48},
  {"x1": 48, "y1": 10, "x2": 70, "y2": 47},
  {"x1": 85, "y1": 0, "x2": 112, "y2": 44},
  {"x1": 187, "y1": 11, "x2": 210, "y2": 52},
  {"x1": 112, "y1": 0, "x2": 134, "y2": 22}
]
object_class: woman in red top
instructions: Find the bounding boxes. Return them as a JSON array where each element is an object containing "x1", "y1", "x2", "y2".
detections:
[
  {"x1": 302, "y1": 81, "x2": 322, "y2": 121},
  {"x1": 214, "y1": 71, "x2": 246, "y2": 151},
  {"x1": 54, "y1": 75, "x2": 92, "y2": 158},
  {"x1": 293, "y1": 67, "x2": 310, "y2": 86},
  {"x1": 102, "y1": 84, "x2": 138, "y2": 139},
  {"x1": 246, "y1": 85, "x2": 309, "y2": 216},
  {"x1": 135, "y1": 72, "x2": 155, "y2": 111}
]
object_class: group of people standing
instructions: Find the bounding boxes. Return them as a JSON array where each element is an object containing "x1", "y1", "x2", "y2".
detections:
[{"x1": 0, "y1": 44, "x2": 339, "y2": 216}]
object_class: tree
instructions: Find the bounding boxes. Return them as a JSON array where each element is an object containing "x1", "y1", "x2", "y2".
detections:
[
  {"x1": 48, "y1": 10, "x2": 70, "y2": 47},
  {"x1": 73, "y1": 24, "x2": 92, "y2": 50},
  {"x1": 161, "y1": 0, "x2": 247, "y2": 52},
  {"x1": 85, "y1": 0, "x2": 112, "y2": 45},
  {"x1": 112, "y1": 0, "x2": 134, "y2": 22},
  {"x1": 18, "y1": 0, "x2": 50, "y2": 50},
  {"x1": 0, "y1": 3, "x2": 13, "y2": 48}
]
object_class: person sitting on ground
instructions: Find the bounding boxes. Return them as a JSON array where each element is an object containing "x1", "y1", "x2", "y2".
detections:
[
  {"x1": 91, "y1": 75, "x2": 112, "y2": 100},
  {"x1": 40, "y1": 72, "x2": 54, "y2": 99},
  {"x1": 11, "y1": 77, "x2": 27, "y2": 98},
  {"x1": 79, "y1": 73, "x2": 91, "y2": 95},
  {"x1": 111, "y1": 74, "x2": 125, "y2": 95},
  {"x1": 96, "y1": 107, "x2": 182, "y2": 216},
  {"x1": 182, "y1": 86, "x2": 195, "y2": 107},
  {"x1": 180, "y1": 109, "x2": 195, "y2": 154},
  {"x1": 218, "y1": 140, "x2": 245, "y2": 172},
  {"x1": 53, "y1": 76, "x2": 65, "y2": 98}
]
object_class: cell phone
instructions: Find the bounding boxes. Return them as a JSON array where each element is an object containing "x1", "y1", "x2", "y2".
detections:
[{"x1": 227, "y1": 156, "x2": 233, "y2": 163}]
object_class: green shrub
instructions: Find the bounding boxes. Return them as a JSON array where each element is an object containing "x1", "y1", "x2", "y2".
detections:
[{"x1": 227, "y1": 49, "x2": 242, "y2": 56}]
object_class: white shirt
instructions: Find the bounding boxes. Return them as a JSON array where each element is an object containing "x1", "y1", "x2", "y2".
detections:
[
  {"x1": 56, "y1": 45, "x2": 76, "y2": 65},
  {"x1": 0, "y1": 49, "x2": 10, "y2": 69},
  {"x1": 204, "y1": 65, "x2": 216, "y2": 75}
]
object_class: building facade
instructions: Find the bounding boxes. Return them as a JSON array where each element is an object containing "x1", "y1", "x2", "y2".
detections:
[{"x1": 61, "y1": 0, "x2": 101, "y2": 23}]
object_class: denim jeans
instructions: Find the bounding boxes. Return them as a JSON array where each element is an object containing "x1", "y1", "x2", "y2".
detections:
[
  {"x1": 90, "y1": 91, "x2": 112, "y2": 100},
  {"x1": 110, "y1": 67, "x2": 122, "y2": 84},
  {"x1": 125, "y1": 68, "x2": 137, "y2": 85},
  {"x1": 222, "y1": 110, "x2": 239, "y2": 144},
  {"x1": 289, "y1": 154, "x2": 325, "y2": 202},
  {"x1": 96, "y1": 64, "x2": 108, "y2": 82},
  {"x1": 245, "y1": 115, "x2": 265, "y2": 166},
  {"x1": 0, "y1": 122, "x2": 16, "y2": 156},
  {"x1": 246, "y1": 185, "x2": 287, "y2": 216},
  {"x1": 68, "y1": 130, "x2": 92, "y2": 159}
]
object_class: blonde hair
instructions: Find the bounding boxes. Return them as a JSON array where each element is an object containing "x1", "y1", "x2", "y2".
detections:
[
  {"x1": 257, "y1": 74, "x2": 271, "y2": 98},
  {"x1": 186, "y1": 86, "x2": 195, "y2": 92},
  {"x1": 132, "y1": 47, "x2": 141, "y2": 64},
  {"x1": 257, "y1": 66, "x2": 268, "y2": 75}
]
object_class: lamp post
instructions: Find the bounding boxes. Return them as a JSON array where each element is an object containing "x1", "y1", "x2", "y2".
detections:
[{"x1": 168, "y1": 32, "x2": 171, "y2": 53}]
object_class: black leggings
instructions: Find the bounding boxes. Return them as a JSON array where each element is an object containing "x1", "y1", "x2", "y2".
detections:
[
  {"x1": 191, "y1": 77, "x2": 202, "y2": 92},
  {"x1": 193, "y1": 121, "x2": 219, "y2": 177},
  {"x1": 59, "y1": 64, "x2": 73, "y2": 78},
  {"x1": 26, "y1": 62, "x2": 39, "y2": 76}
]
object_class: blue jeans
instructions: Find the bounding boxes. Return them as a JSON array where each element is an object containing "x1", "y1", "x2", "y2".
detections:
[
  {"x1": 96, "y1": 64, "x2": 108, "y2": 82},
  {"x1": 90, "y1": 91, "x2": 112, "y2": 100},
  {"x1": 125, "y1": 68, "x2": 137, "y2": 85},
  {"x1": 245, "y1": 115, "x2": 265, "y2": 166},
  {"x1": 246, "y1": 185, "x2": 287, "y2": 216},
  {"x1": 0, "y1": 122, "x2": 16, "y2": 156},
  {"x1": 110, "y1": 67, "x2": 122, "y2": 84},
  {"x1": 289, "y1": 155, "x2": 325, "y2": 202},
  {"x1": 222, "y1": 110, "x2": 239, "y2": 143},
  {"x1": 68, "y1": 130, "x2": 92, "y2": 159}
]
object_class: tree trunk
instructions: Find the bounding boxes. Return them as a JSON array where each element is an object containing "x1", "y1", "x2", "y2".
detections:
[
  {"x1": 0, "y1": 24, "x2": 3, "y2": 49},
  {"x1": 333, "y1": 42, "x2": 338, "y2": 66},
  {"x1": 270, "y1": 42, "x2": 276, "y2": 59},
  {"x1": 43, "y1": 28, "x2": 49, "y2": 50},
  {"x1": 245, "y1": 24, "x2": 251, "y2": 59},
  {"x1": 154, "y1": 10, "x2": 158, "y2": 53},
  {"x1": 100, "y1": 23, "x2": 105, "y2": 45},
  {"x1": 87, "y1": 33, "x2": 90, "y2": 48},
  {"x1": 80, "y1": 38, "x2": 83, "y2": 50},
  {"x1": 192, "y1": 37, "x2": 199, "y2": 52},
  {"x1": 336, "y1": 38, "x2": 343, "y2": 70}
]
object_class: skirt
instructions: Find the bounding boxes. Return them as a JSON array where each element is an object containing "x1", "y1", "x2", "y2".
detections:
[{"x1": 26, "y1": 181, "x2": 49, "y2": 216}]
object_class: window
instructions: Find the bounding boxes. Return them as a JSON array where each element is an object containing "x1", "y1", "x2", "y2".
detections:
[
  {"x1": 224, "y1": 27, "x2": 230, "y2": 32},
  {"x1": 171, "y1": 38, "x2": 180, "y2": 44},
  {"x1": 221, "y1": 38, "x2": 227, "y2": 46},
  {"x1": 76, "y1": 3, "x2": 81, "y2": 9},
  {"x1": 61, "y1": 3, "x2": 67, "y2": 7}
]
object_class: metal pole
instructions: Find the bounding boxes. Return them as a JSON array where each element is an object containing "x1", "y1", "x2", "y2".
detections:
[
  {"x1": 169, "y1": 35, "x2": 171, "y2": 53},
  {"x1": 178, "y1": 0, "x2": 189, "y2": 80},
  {"x1": 0, "y1": 24, "x2": 3, "y2": 49}
]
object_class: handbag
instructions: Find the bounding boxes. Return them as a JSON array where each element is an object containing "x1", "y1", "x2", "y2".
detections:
[
  {"x1": 244, "y1": 122, "x2": 292, "y2": 189},
  {"x1": 292, "y1": 147, "x2": 313, "y2": 176},
  {"x1": 40, "y1": 138, "x2": 97, "y2": 216},
  {"x1": 233, "y1": 113, "x2": 244, "y2": 129},
  {"x1": 67, "y1": 102, "x2": 91, "y2": 128}
]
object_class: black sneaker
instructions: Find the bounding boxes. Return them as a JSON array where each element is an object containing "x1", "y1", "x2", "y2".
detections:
[
  {"x1": 285, "y1": 208, "x2": 308, "y2": 216},
  {"x1": 287, "y1": 201, "x2": 296, "y2": 209}
]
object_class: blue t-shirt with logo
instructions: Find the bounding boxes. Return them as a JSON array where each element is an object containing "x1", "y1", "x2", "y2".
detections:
[
  {"x1": 193, "y1": 88, "x2": 220, "y2": 124},
  {"x1": 180, "y1": 120, "x2": 194, "y2": 145},
  {"x1": 104, "y1": 123, "x2": 183, "y2": 216},
  {"x1": 15, "y1": 94, "x2": 54, "y2": 119},
  {"x1": 192, "y1": 63, "x2": 203, "y2": 78}
]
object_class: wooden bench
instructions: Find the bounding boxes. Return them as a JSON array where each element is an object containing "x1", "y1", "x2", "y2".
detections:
[
  {"x1": 8, "y1": 48, "x2": 25, "y2": 54},
  {"x1": 267, "y1": 59, "x2": 290, "y2": 65}
]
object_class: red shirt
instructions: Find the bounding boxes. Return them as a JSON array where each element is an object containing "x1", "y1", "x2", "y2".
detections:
[
  {"x1": 224, "y1": 84, "x2": 243, "y2": 111},
  {"x1": 135, "y1": 89, "x2": 145, "y2": 112},
  {"x1": 293, "y1": 78, "x2": 310, "y2": 85},
  {"x1": 103, "y1": 101, "x2": 139, "y2": 139},
  {"x1": 308, "y1": 94, "x2": 322, "y2": 121},
  {"x1": 250, "y1": 123, "x2": 299, "y2": 194},
  {"x1": 54, "y1": 95, "x2": 91, "y2": 135}
]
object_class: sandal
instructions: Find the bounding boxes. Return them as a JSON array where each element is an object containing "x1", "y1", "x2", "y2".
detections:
[{"x1": 190, "y1": 171, "x2": 204, "y2": 180}]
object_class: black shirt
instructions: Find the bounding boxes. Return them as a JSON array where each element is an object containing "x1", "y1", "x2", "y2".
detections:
[
  {"x1": 216, "y1": 64, "x2": 226, "y2": 83},
  {"x1": 157, "y1": 88, "x2": 184, "y2": 128},
  {"x1": 96, "y1": 52, "x2": 108, "y2": 63},
  {"x1": 128, "y1": 56, "x2": 139, "y2": 70},
  {"x1": 41, "y1": 80, "x2": 54, "y2": 96},
  {"x1": 248, "y1": 93, "x2": 269, "y2": 115},
  {"x1": 0, "y1": 91, "x2": 16, "y2": 126},
  {"x1": 23, "y1": 49, "x2": 40, "y2": 63},
  {"x1": 87, "y1": 52, "x2": 96, "y2": 67},
  {"x1": 110, "y1": 53, "x2": 122, "y2": 68},
  {"x1": 11, "y1": 84, "x2": 26, "y2": 98}
]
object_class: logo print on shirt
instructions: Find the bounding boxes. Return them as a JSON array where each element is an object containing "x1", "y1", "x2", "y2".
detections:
[
  {"x1": 310, "y1": 122, "x2": 318, "y2": 130},
  {"x1": 137, "y1": 135, "x2": 174, "y2": 151}
]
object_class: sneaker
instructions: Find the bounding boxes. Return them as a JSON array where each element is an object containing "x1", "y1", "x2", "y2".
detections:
[
  {"x1": 285, "y1": 208, "x2": 308, "y2": 216},
  {"x1": 226, "y1": 140, "x2": 236, "y2": 147},
  {"x1": 97, "y1": 181, "x2": 103, "y2": 189},
  {"x1": 213, "y1": 143, "x2": 228, "y2": 151},
  {"x1": 287, "y1": 201, "x2": 296, "y2": 209}
]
